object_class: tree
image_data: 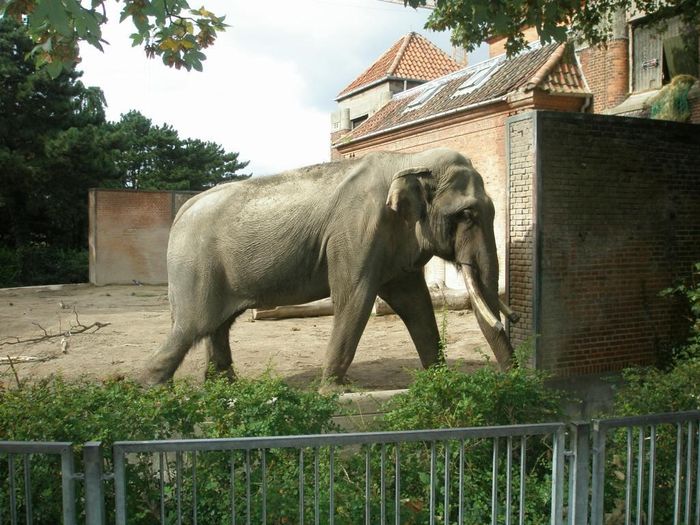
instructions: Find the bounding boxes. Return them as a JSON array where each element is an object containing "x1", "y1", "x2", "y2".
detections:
[
  {"x1": 0, "y1": 17, "x2": 118, "y2": 248},
  {"x1": 407, "y1": 0, "x2": 700, "y2": 56},
  {"x1": 107, "y1": 110, "x2": 250, "y2": 191},
  {"x1": 0, "y1": 0, "x2": 226, "y2": 77},
  {"x1": 0, "y1": 19, "x2": 248, "y2": 249}
]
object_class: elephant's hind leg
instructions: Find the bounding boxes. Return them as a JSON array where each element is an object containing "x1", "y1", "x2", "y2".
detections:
[
  {"x1": 146, "y1": 324, "x2": 199, "y2": 385},
  {"x1": 203, "y1": 313, "x2": 241, "y2": 381}
]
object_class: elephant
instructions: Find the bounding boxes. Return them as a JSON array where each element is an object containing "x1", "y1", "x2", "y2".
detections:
[{"x1": 145, "y1": 148, "x2": 514, "y2": 386}]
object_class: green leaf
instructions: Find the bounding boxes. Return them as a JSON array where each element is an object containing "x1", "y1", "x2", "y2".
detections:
[
  {"x1": 46, "y1": 59, "x2": 63, "y2": 78},
  {"x1": 82, "y1": 10, "x2": 101, "y2": 36},
  {"x1": 64, "y1": 0, "x2": 83, "y2": 17},
  {"x1": 29, "y1": 1, "x2": 51, "y2": 29},
  {"x1": 45, "y1": 0, "x2": 72, "y2": 37},
  {"x1": 130, "y1": 32, "x2": 145, "y2": 46}
]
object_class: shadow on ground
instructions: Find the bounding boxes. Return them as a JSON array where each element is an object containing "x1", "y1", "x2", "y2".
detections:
[{"x1": 283, "y1": 357, "x2": 488, "y2": 391}]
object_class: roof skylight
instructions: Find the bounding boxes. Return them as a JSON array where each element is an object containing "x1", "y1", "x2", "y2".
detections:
[
  {"x1": 453, "y1": 55, "x2": 506, "y2": 96},
  {"x1": 405, "y1": 82, "x2": 445, "y2": 110}
]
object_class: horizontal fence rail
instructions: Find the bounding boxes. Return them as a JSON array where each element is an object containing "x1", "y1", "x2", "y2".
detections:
[{"x1": 3, "y1": 410, "x2": 700, "y2": 524}]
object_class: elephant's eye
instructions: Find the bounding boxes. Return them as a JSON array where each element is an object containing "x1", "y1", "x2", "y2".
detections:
[{"x1": 462, "y1": 208, "x2": 477, "y2": 226}]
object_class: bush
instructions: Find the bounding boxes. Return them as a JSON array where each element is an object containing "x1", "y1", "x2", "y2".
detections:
[
  {"x1": 610, "y1": 262, "x2": 700, "y2": 416},
  {"x1": 659, "y1": 262, "x2": 700, "y2": 364},
  {"x1": 381, "y1": 355, "x2": 565, "y2": 524},
  {"x1": 0, "y1": 244, "x2": 88, "y2": 287},
  {"x1": 0, "y1": 354, "x2": 571, "y2": 524},
  {"x1": 0, "y1": 376, "x2": 338, "y2": 524},
  {"x1": 0, "y1": 246, "x2": 20, "y2": 286},
  {"x1": 604, "y1": 263, "x2": 700, "y2": 524},
  {"x1": 383, "y1": 356, "x2": 563, "y2": 430}
]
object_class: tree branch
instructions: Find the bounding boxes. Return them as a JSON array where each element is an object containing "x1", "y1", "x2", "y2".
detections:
[{"x1": 0, "y1": 308, "x2": 110, "y2": 347}]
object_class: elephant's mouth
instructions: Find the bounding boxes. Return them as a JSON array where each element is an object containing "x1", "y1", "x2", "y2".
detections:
[{"x1": 460, "y1": 263, "x2": 514, "y2": 370}]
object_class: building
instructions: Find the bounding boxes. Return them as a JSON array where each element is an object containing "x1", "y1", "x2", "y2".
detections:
[
  {"x1": 332, "y1": 38, "x2": 591, "y2": 289},
  {"x1": 331, "y1": 32, "x2": 462, "y2": 159},
  {"x1": 329, "y1": 22, "x2": 700, "y2": 378}
]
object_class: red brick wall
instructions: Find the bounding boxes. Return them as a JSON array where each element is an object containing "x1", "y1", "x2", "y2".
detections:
[
  {"x1": 577, "y1": 40, "x2": 630, "y2": 113},
  {"x1": 512, "y1": 111, "x2": 700, "y2": 376},
  {"x1": 88, "y1": 189, "x2": 197, "y2": 285}
]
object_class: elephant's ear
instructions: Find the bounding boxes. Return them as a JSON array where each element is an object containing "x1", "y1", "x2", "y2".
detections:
[{"x1": 386, "y1": 167, "x2": 432, "y2": 225}]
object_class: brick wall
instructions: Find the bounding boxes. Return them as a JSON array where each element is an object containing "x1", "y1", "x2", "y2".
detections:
[
  {"x1": 506, "y1": 114, "x2": 537, "y2": 358},
  {"x1": 577, "y1": 39, "x2": 630, "y2": 113},
  {"x1": 88, "y1": 189, "x2": 197, "y2": 285},
  {"x1": 509, "y1": 111, "x2": 700, "y2": 376}
]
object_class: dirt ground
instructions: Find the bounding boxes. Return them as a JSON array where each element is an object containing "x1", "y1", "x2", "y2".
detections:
[{"x1": 0, "y1": 284, "x2": 491, "y2": 391}]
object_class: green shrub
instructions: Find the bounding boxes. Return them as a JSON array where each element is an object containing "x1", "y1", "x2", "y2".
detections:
[
  {"x1": 381, "y1": 356, "x2": 565, "y2": 524},
  {"x1": 0, "y1": 376, "x2": 338, "y2": 524},
  {"x1": 611, "y1": 262, "x2": 700, "y2": 416},
  {"x1": 604, "y1": 263, "x2": 700, "y2": 524},
  {"x1": 0, "y1": 244, "x2": 88, "y2": 287},
  {"x1": 383, "y1": 357, "x2": 563, "y2": 430},
  {"x1": 0, "y1": 345, "x2": 576, "y2": 524},
  {"x1": 0, "y1": 245, "x2": 20, "y2": 286},
  {"x1": 659, "y1": 262, "x2": 700, "y2": 363}
]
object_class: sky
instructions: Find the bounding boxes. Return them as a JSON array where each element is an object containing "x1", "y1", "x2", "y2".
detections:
[{"x1": 78, "y1": 0, "x2": 472, "y2": 175}]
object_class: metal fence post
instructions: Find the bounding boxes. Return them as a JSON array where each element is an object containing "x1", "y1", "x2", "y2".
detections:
[
  {"x1": 551, "y1": 427, "x2": 566, "y2": 525},
  {"x1": 83, "y1": 441, "x2": 105, "y2": 525},
  {"x1": 590, "y1": 421, "x2": 607, "y2": 525},
  {"x1": 60, "y1": 445, "x2": 78, "y2": 525},
  {"x1": 568, "y1": 422, "x2": 590, "y2": 525}
]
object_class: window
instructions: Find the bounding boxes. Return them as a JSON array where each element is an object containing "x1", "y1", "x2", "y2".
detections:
[
  {"x1": 633, "y1": 16, "x2": 699, "y2": 92},
  {"x1": 662, "y1": 32, "x2": 699, "y2": 81},
  {"x1": 351, "y1": 115, "x2": 368, "y2": 129}
]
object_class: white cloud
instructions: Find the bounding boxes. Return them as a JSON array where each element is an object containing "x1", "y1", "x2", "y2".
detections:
[{"x1": 79, "y1": 0, "x2": 457, "y2": 174}]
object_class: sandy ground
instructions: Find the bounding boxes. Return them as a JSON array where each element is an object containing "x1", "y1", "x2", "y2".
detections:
[{"x1": 0, "y1": 284, "x2": 491, "y2": 391}]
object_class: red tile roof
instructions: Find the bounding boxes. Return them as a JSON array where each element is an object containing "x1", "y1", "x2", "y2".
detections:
[
  {"x1": 335, "y1": 43, "x2": 590, "y2": 144},
  {"x1": 336, "y1": 32, "x2": 461, "y2": 100}
]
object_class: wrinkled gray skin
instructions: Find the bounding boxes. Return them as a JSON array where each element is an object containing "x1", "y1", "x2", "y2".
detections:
[{"x1": 146, "y1": 148, "x2": 513, "y2": 386}]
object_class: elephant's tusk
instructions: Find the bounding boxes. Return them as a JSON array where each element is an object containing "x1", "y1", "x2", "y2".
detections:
[
  {"x1": 462, "y1": 267, "x2": 504, "y2": 332},
  {"x1": 498, "y1": 300, "x2": 520, "y2": 324}
]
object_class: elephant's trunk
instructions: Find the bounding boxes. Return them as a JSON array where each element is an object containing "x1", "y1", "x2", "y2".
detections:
[{"x1": 462, "y1": 265, "x2": 514, "y2": 370}]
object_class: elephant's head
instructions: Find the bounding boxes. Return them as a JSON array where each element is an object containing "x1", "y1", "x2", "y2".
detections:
[{"x1": 386, "y1": 150, "x2": 514, "y2": 369}]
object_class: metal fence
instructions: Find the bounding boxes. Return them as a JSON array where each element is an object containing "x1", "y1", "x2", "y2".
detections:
[
  {"x1": 590, "y1": 410, "x2": 700, "y2": 525},
  {"x1": 1, "y1": 410, "x2": 699, "y2": 524},
  {"x1": 0, "y1": 442, "x2": 76, "y2": 524}
]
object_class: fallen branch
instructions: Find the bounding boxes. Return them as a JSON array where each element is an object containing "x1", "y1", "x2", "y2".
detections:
[
  {"x1": 0, "y1": 355, "x2": 53, "y2": 364},
  {"x1": 0, "y1": 307, "x2": 110, "y2": 347}
]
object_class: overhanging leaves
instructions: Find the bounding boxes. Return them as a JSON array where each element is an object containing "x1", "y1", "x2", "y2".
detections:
[{"x1": 0, "y1": 0, "x2": 227, "y2": 77}]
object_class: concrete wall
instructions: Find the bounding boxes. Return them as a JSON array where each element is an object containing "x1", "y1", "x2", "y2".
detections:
[
  {"x1": 88, "y1": 189, "x2": 197, "y2": 285},
  {"x1": 507, "y1": 111, "x2": 700, "y2": 376}
]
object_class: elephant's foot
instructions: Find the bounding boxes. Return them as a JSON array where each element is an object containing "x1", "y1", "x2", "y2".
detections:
[
  {"x1": 205, "y1": 365, "x2": 237, "y2": 383},
  {"x1": 136, "y1": 368, "x2": 172, "y2": 388},
  {"x1": 318, "y1": 372, "x2": 352, "y2": 395}
]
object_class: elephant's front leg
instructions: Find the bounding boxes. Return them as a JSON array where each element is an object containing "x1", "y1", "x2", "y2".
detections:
[
  {"x1": 321, "y1": 280, "x2": 378, "y2": 387},
  {"x1": 378, "y1": 271, "x2": 442, "y2": 368}
]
